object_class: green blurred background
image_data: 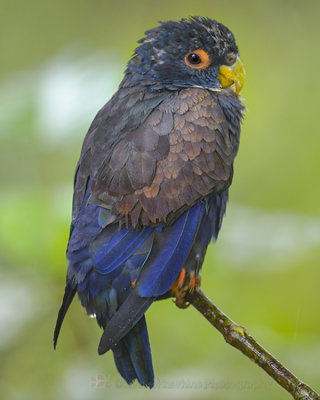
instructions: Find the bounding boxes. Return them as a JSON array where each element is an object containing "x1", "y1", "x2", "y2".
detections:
[{"x1": 0, "y1": 0, "x2": 319, "y2": 399}]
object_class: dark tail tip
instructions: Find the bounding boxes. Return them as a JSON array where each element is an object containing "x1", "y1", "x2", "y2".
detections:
[
  {"x1": 98, "y1": 342, "x2": 108, "y2": 355},
  {"x1": 98, "y1": 293, "x2": 154, "y2": 355},
  {"x1": 53, "y1": 283, "x2": 77, "y2": 349}
]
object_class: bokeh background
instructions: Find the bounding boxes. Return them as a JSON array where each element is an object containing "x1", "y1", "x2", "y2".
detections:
[{"x1": 0, "y1": 0, "x2": 319, "y2": 399}]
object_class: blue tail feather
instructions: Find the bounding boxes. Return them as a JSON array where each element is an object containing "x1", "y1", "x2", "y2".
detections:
[
  {"x1": 112, "y1": 342, "x2": 136, "y2": 385},
  {"x1": 123, "y1": 316, "x2": 154, "y2": 387},
  {"x1": 113, "y1": 316, "x2": 154, "y2": 388}
]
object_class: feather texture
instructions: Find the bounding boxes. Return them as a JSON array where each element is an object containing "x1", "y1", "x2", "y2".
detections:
[{"x1": 137, "y1": 202, "x2": 205, "y2": 297}]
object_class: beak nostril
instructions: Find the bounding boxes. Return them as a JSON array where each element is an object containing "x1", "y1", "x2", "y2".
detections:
[{"x1": 217, "y1": 57, "x2": 245, "y2": 95}]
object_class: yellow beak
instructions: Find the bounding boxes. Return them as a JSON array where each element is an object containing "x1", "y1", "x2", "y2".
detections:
[{"x1": 218, "y1": 57, "x2": 246, "y2": 95}]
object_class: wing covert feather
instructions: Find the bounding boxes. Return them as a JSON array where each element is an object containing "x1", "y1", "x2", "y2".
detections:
[{"x1": 74, "y1": 85, "x2": 241, "y2": 227}]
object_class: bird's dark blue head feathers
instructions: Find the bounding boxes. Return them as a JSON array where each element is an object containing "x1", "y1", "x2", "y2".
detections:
[{"x1": 125, "y1": 17, "x2": 239, "y2": 90}]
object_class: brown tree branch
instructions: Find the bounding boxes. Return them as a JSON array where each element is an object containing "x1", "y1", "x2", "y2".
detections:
[{"x1": 185, "y1": 287, "x2": 320, "y2": 400}]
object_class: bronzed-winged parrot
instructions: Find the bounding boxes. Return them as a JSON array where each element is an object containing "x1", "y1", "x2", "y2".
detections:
[{"x1": 54, "y1": 16, "x2": 245, "y2": 388}]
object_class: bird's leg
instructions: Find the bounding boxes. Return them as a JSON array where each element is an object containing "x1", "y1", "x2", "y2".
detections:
[{"x1": 170, "y1": 268, "x2": 202, "y2": 309}]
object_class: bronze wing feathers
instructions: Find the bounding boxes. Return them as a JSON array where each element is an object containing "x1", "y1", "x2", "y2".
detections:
[{"x1": 74, "y1": 87, "x2": 235, "y2": 227}]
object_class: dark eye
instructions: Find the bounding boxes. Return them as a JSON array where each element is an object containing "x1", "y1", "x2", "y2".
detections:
[
  {"x1": 185, "y1": 49, "x2": 210, "y2": 70},
  {"x1": 187, "y1": 53, "x2": 201, "y2": 65},
  {"x1": 226, "y1": 53, "x2": 237, "y2": 65}
]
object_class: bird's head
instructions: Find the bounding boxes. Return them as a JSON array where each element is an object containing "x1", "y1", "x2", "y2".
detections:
[{"x1": 126, "y1": 17, "x2": 245, "y2": 95}]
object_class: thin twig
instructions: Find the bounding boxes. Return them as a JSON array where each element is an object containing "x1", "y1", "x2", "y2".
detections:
[{"x1": 186, "y1": 287, "x2": 320, "y2": 400}]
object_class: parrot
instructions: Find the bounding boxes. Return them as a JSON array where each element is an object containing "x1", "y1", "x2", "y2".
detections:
[{"x1": 54, "y1": 16, "x2": 246, "y2": 388}]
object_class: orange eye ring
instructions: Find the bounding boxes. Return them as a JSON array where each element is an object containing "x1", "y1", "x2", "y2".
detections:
[{"x1": 184, "y1": 49, "x2": 210, "y2": 70}]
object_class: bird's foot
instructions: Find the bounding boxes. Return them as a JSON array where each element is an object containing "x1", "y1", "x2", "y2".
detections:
[{"x1": 170, "y1": 269, "x2": 201, "y2": 309}]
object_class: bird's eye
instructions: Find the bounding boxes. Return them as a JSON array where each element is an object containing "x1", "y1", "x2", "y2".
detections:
[
  {"x1": 225, "y1": 53, "x2": 237, "y2": 65},
  {"x1": 185, "y1": 49, "x2": 210, "y2": 70},
  {"x1": 187, "y1": 53, "x2": 201, "y2": 64}
]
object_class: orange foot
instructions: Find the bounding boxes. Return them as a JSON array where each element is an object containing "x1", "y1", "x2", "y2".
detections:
[{"x1": 170, "y1": 268, "x2": 201, "y2": 309}]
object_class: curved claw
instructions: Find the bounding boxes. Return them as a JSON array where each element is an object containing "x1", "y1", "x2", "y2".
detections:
[{"x1": 170, "y1": 269, "x2": 201, "y2": 309}]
